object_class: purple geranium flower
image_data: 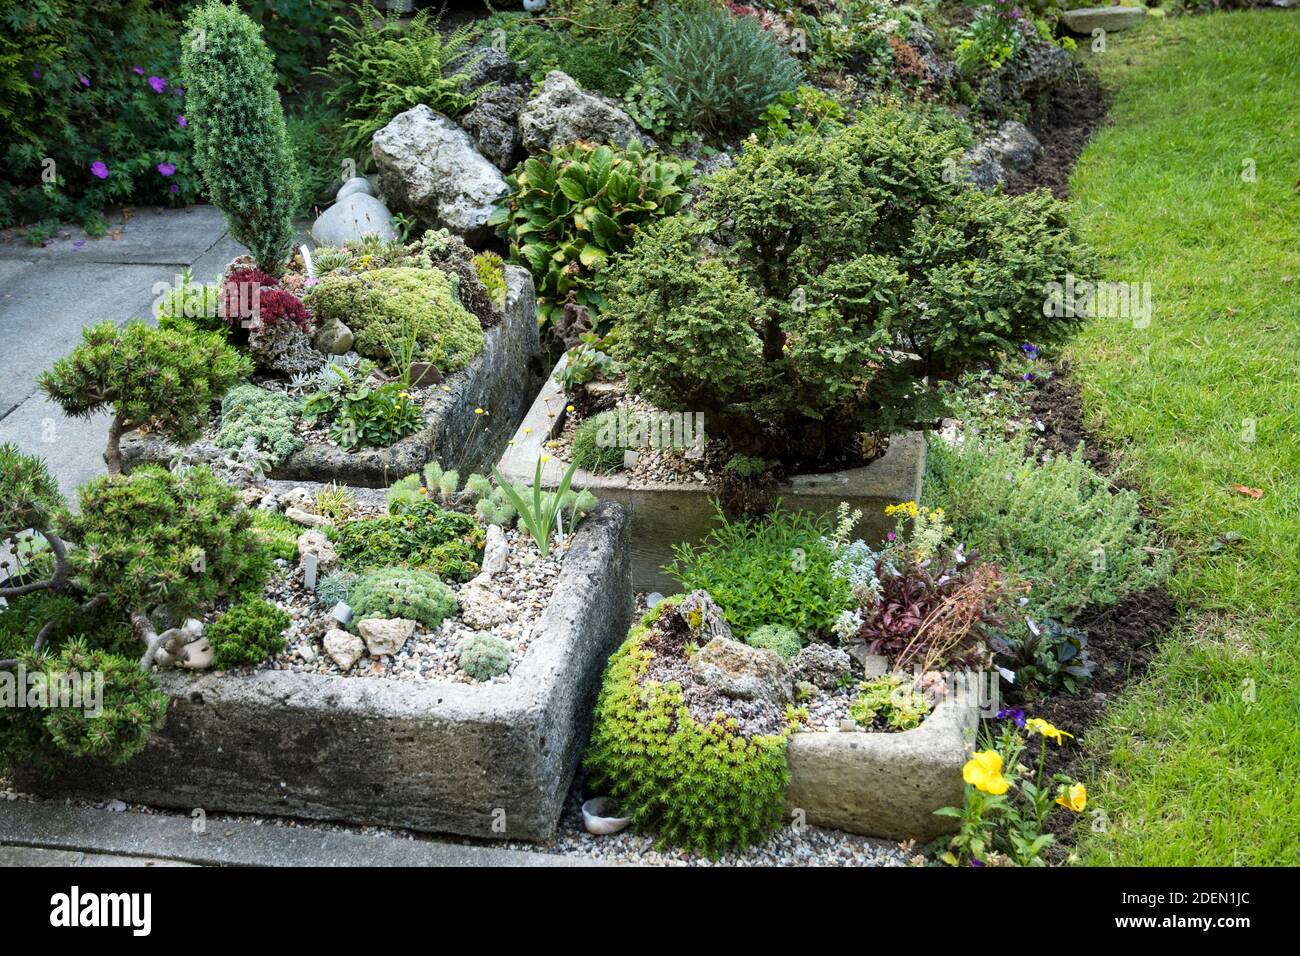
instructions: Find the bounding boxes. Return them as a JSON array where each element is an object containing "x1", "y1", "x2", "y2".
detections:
[
  {"x1": 90, "y1": 161, "x2": 109, "y2": 180},
  {"x1": 996, "y1": 707, "x2": 1027, "y2": 729},
  {"x1": 971, "y1": 857, "x2": 984, "y2": 867},
  {"x1": 79, "y1": 74, "x2": 90, "y2": 87},
  {"x1": 132, "y1": 65, "x2": 145, "y2": 75},
  {"x1": 31, "y1": 68, "x2": 41, "y2": 79},
  {"x1": 1023, "y1": 372, "x2": 1036, "y2": 382},
  {"x1": 157, "y1": 162, "x2": 176, "y2": 177},
  {"x1": 177, "y1": 115, "x2": 188, "y2": 128},
  {"x1": 1020, "y1": 343, "x2": 1038, "y2": 359},
  {"x1": 169, "y1": 184, "x2": 180, "y2": 195},
  {"x1": 148, "y1": 75, "x2": 166, "y2": 94}
]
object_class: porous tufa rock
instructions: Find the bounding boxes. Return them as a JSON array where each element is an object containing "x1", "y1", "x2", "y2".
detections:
[
  {"x1": 296, "y1": 530, "x2": 338, "y2": 575},
  {"x1": 689, "y1": 636, "x2": 794, "y2": 707},
  {"x1": 323, "y1": 629, "x2": 366, "y2": 672},
  {"x1": 357, "y1": 617, "x2": 416, "y2": 656},
  {"x1": 791, "y1": 643, "x2": 854, "y2": 691},
  {"x1": 517, "y1": 71, "x2": 641, "y2": 153}
]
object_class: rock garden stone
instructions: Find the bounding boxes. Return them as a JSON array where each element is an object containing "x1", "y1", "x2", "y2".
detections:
[
  {"x1": 676, "y1": 589, "x2": 734, "y2": 644},
  {"x1": 983, "y1": 120, "x2": 1041, "y2": 172},
  {"x1": 461, "y1": 84, "x2": 529, "y2": 171},
  {"x1": 1062, "y1": 6, "x2": 1148, "y2": 34},
  {"x1": 518, "y1": 71, "x2": 641, "y2": 153},
  {"x1": 481, "y1": 524, "x2": 509, "y2": 576},
  {"x1": 371, "y1": 104, "x2": 508, "y2": 245},
  {"x1": 323, "y1": 629, "x2": 366, "y2": 672},
  {"x1": 357, "y1": 617, "x2": 416, "y2": 657},
  {"x1": 689, "y1": 636, "x2": 794, "y2": 707},
  {"x1": 310, "y1": 191, "x2": 397, "y2": 246},
  {"x1": 296, "y1": 530, "x2": 338, "y2": 575},
  {"x1": 247, "y1": 321, "x2": 324, "y2": 377},
  {"x1": 311, "y1": 316, "x2": 354, "y2": 355},
  {"x1": 978, "y1": 40, "x2": 1072, "y2": 118},
  {"x1": 449, "y1": 46, "x2": 520, "y2": 94},
  {"x1": 791, "y1": 643, "x2": 853, "y2": 691},
  {"x1": 335, "y1": 176, "x2": 374, "y2": 201},
  {"x1": 285, "y1": 507, "x2": 330, "y2": 528},
  {"x1": 458, "y1": 578, "x2": 512, "y2": 630}
]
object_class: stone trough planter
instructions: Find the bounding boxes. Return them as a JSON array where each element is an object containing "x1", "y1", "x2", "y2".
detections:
[
  {"x1": 498, "y1": 355, "x2": 927, "y2": 593},
  {"x1": 18, "y1": 503, "x2": 632, "y2": 842},
  {"x1": 786, "y1": 674, "x2": 982, "y2": 842},
  {"x1": 121, "y1": 266, "x2": 546, "y2": 486}
]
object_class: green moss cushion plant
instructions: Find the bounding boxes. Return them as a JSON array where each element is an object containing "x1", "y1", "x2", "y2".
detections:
[
  {"x1": 745, "y1": 624, "x2": 802, "y2": 660},
  {"x1": 308, "y1": 267, "x2": 484, "y2": 374},
  {"x1": 216, "y1": 384, "x2": 304, "y2": 468},
  {"x1": 181, "y1": 1, "x2": 301, "y2": 274},
  {"x1": 457, "y1": 633, "x2": 511, "y2": 681},
  {"x1": 207, "y1": 597, "x2": 290, "y2": 668},
  {"x1": 347, "y1": 567, "x2": 457, "y2": 631},
  {"x1": 585, "y1": 599, "x2": 794, "y2": 856},
  {"x1": 333, "y1": 499, "x2": 484, "y2": 582}
]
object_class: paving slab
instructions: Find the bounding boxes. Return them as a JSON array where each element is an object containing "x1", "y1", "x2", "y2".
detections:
[
  {"x1": 0, "y1": 846, "x2": 194, "y2": 867},
  {"x1": 0, "y1": 801, "x2": 604, "y2": 867}
]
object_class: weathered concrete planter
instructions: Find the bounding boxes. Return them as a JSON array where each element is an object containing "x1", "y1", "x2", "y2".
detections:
[
  {"x1": 498, "y1": 356, "x2": 927, "y2": 593},
  {"x1": 18, "y1": 503, "x2": 632, "y2": 842},
  {"x1": 786, "y1": 675, "x2": 981, "y2": 842},
  {"x1": 122, "y1": 265, "x2": 546, "y2": 486}
]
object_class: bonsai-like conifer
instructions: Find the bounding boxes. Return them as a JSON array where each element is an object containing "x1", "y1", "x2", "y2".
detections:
[{"x1": 38, "y1": 320, "x2": 249, "y2": 475}]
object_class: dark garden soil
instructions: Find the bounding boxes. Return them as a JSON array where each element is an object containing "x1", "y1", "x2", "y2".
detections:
[
  {"x1": 1008, "y1": 366, "x2": 1182, "y2": 860},
  {"x1": 1005, "y1": 66, "x2": 1113, "y2": 200}
]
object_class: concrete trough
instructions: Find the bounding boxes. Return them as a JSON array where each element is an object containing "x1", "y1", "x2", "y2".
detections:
[
  {"x1": 786, "y1": 674, "x2": 982, "y2": 842},
  {"x1": 18, "y1": 502, "x2": 632, "y2": 842},
  {"x1": 121, "y1": 265, "x2": 547, "y2": 486},
  {"x1": 498, "y1": 355, "x2": 928, "y2": 593}
]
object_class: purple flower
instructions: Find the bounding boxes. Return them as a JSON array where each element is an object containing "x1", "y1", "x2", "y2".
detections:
[
  {"x1": 887, "y1": 531, "x2": 896, "y2": 542},
  {"x1": 148, "y1": 75, "x2": 166, "y2": 94},
  {"x1": 79, "y1": 74, "x2": 90, "y2": 88},
  {"x1": 1020, "y1": 343, "x2": 1038, "y2": 358},
  {"x1": 157, "y1": 162, "x2": 176, "y2": 177},
  {"x1": 177, "y1": 115, "x2": 188, "y2": 128},
  {"x1": 169, "y1": 184, "x2": 180, "y2": 195},
  {"x1": 1023, "y1": 372, "x2": 1036, "y2": 382},
  {"x1": 996, "y1": 707, "x2": 1027, "y2": 729},
  {"x1": 971, "y1": 857, "x2": 984, "y2": 867},
  {"x1": 174, "y1": 86, "x2": 186, "y2": 97},
  {"x1": 31, "y1": 68, "x2": 41, "y2": 79},
  {"x1": 132, "y1": 65, "x2": 145, "y2": 75},
  {"x1": 90, "y1": 161, "x2": 109, "y2": 180},
  {"x1": 73, "y1": 239, "x2": 86, "y2": 250}
]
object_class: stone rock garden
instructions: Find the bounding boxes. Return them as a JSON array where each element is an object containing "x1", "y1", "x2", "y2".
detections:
[{"x1": 2, "y1": 0, "x2": 1293, "y2": 870}]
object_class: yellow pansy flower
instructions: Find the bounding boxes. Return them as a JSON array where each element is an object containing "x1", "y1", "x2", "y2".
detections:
[
  {"x1": 1056, "y1": 782, "x2": 1087, "y2": 813},
  {"x1": 962, "y1": 750, "x2": 1009, "y2": 795},
  {"x1": 1025, "y1": 718, "x2": 1074, "y2": 746}
]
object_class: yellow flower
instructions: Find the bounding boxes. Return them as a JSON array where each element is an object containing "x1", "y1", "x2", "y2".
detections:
[
  {"x1": 1025, "y1": 718, "x2": 1074, "y2": 746},
  {"x1": 540, "y1": 455, "x2": 551, "y2": 463},
  {"x1": 1056, "y1": 782, "x2": 1087, "y2": 813},
  {"x1": 523, "y1": 427, "x2": 532, "y2": 434},
  {"x1": 417, "y1": 487, "x2": 427, "y2": 496},
  {"x1": 474, "y1": 407, "x2": 485, "y2": 415},
  {"x1": 440, "y1": 385, "x2": 451, "y2": 392},
  {"x1": 885, "y1": 501, "x2": 920, "y2": 519},
  {"x1": 566, "y1": 404, "x2": 575, "y2": 413},
  {"x1": 962, "y1": 750, "x2": 1009, "y2": 795}
]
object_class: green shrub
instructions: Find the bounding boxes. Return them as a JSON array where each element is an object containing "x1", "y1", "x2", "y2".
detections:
[
  {"x1": 302, "y1": 380, "x2": 424, "y2": 451},
  {"x1": 484, "y1": 4, "x2": 650, "y2": 96},
  {"x1": 0, "y1": 638, "x2": 168, "y2": 773},
  {"x1": 457, "y1": 633, "x2": 511, "y2": 681},
  {"x1": 250, "y1": 509, "x2": 300, "y2": 563},
  {"x1": 55, "y1": 465, "x2": 270, "y2": 623},
  {"x1": 315, "y1": 570, "x2": 357, "y2": 607},
  {"x1": 0, "y1": 0, "x2": 200, "y2": 233},
  {"x1": 665, "y1": 505, "x2": 851, "y2": 639},
  {"x1": 489, "y1": 140, "x2": 693, "y2": 327},
  {"x1": 0, "y1": 593, "x2": 78, "y2": 662},
  {"x1": 631, "y1": 0, "x2": 801, "y2": 136},
  {"x1": 348, "y1": 567, "x2": 457, "y2": 631},
  {"x1": 584, "y1": 599, "x2": 792, "y2": 856},
  {"x1": 155, "y1": 269, "x2": 228, "y2": 338},
  {"x1": 182, "y1": 1, "x2": 301, "y2": 274},
  {"x1": 923, "y1": 434, "x2": 1172, "y2": 622},
  {"x1": 243, "y1": 0, "x2": 343, "y2": 93},
  {"x1": 333, "y1": 500, "x2": 484, "y2": 582},
  {"x1": 308, "y1": 267, "x2": 484, "y2": 373},
  {"x1": 610, "y1": 106, "x2": 1093, "y2": 464},
  {"x1": 323, "y1": 4, "x2": 483, "y2": 160},
  {"x1": 849, "y1": 674, "x2": 930, "y2": 731},
  {"x1": 471, "y1": 252, "x2": 508, "y2": 313},
  {"x1": 745, "y1": 624, "x2": 803, "y2": 660},
  {"x1": 216, "y1": 384, "x2": 304, "y2": 468},
  {"x1": 571, "y1": 410, "x2": 633, "y2": 474},
  {"x1": 39, "y1": 320, "x2": 250, "y2": 475},
  {"x1": 0, "y1": 442, "x2": 61, "y2": 544},
  {"x1": 207, "y1": 597, "x2": 289, "y2": 668}
]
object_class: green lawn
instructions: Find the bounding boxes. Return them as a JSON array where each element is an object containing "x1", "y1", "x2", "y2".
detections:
[{"x1": 1066, "y1": 10, "x2": 1300, "y2": 864}]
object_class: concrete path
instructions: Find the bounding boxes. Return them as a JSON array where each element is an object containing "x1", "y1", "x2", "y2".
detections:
[
  {"x1": 0, "y1": 206, "x2": 246, "y2": 501},
  {"x1": 0, "y1": 801, "x2": 601, "y2": 867}
]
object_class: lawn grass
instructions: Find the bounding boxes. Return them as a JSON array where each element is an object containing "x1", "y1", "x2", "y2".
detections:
[{"x1": 1066, "y1": 10, "x2": 1300, "y2": 864}]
